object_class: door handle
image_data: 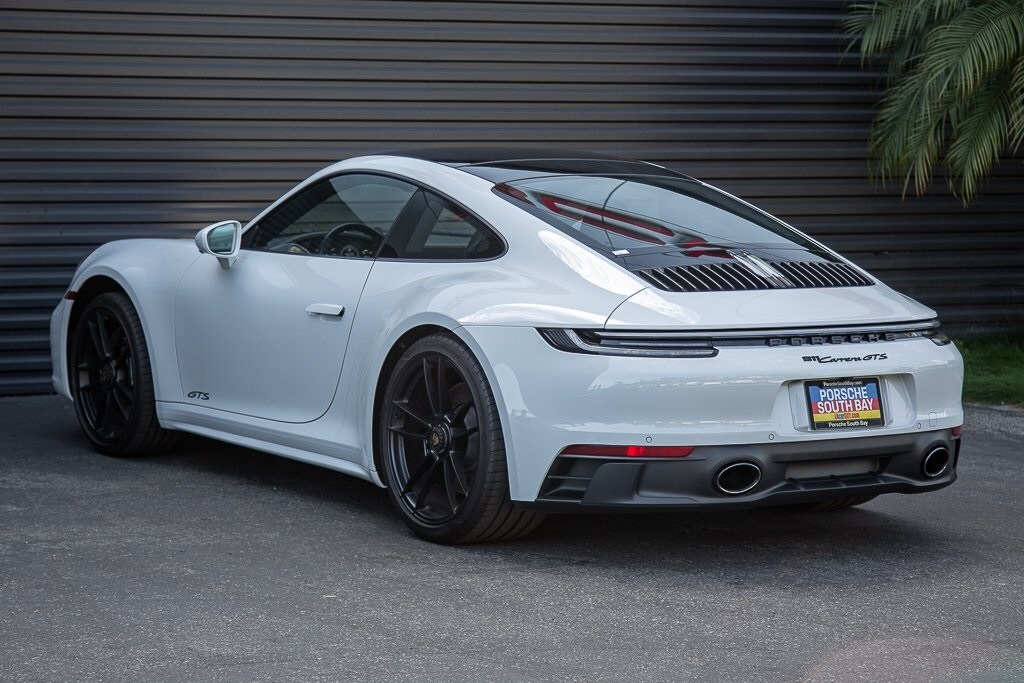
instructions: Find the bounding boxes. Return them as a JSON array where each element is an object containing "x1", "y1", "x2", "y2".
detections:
[{"x1": 305, "y1": 303, "x2": 346, "y2": 317}]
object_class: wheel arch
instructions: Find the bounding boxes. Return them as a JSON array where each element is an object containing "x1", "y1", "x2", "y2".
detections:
[
  {"x1": 368, "y1": 322, "x2": 521, "y2": 499},
  {"x1": 368, "y1": 322, "x2": 542, "y2": 542},
  {"x1": 64, "y1": 262, "x2": 181, "y2": 404},
  {"x1": 66, "y1": 274, "x2": 133, "y2": 382},
  {"x1": 64, "y1": 273, "x2": 178, "y2": 456},
  {"x1": 68, "y1": 275, "x2": 126, "y2": 337},
  {"x1": 370, "y1": 323, "x2": 450, "y2": 484}
]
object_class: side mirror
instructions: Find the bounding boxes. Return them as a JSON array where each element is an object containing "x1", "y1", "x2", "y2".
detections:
[{"x1": 195, "y1": 220, "x2": 242, "y2": 269}]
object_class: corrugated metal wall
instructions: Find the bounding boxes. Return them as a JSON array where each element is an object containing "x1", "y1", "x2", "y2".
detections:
[{"x1": 1, "y1": 0, "x2": 1022, "y2": 395}]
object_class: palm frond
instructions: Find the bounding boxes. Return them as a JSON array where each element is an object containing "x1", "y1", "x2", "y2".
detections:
[
  {"x1": 917, "y1": 0, "x2": 1024, "y2": 98},
  {"x1": 946, "y1": 74, "x2": 1014, "y2": 200},
  {"x1": 1009, "y1": 56, "x2": 1024, "y2": 149},
  {"x1": 877, "y1": 34, "x2": 925, "y2": 81},
  {"x1": 844, "y1": 0, "x2": 970, "y2": 60},
  {"x1": 845, "y1": 0, "x2": 1024, "y2": 202},
  {"x1": 868, "y1": 44, "x2": 960, "y2": 193}
]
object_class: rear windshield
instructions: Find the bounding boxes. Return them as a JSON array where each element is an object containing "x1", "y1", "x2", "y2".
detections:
[{"x1": 492, "y1": 174, "x2": 819, "y2": 257}]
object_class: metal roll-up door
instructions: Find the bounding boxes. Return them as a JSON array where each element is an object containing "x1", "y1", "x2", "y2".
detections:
[{"x1": 0, "y1": 0, "x2": 1021, "y2": 395}]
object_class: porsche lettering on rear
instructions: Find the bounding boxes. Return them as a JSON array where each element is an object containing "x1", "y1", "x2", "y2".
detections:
[{"x1": 768, "y1": 333, "x2": 896, "y2": 346}]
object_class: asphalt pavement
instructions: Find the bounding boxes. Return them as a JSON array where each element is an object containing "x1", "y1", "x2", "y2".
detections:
[{"x1": 1, "y1": 395, "x2": 1022, "y2": 682}]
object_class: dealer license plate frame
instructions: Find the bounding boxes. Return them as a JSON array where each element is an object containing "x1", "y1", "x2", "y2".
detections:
[{"x1": 805, "y1": 377, "x2": 885, "y2": 431}]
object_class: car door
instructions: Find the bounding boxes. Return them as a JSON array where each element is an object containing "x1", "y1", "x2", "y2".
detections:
[{"x1": 173, "y1": 173, "x2": 418, "y2": 423}]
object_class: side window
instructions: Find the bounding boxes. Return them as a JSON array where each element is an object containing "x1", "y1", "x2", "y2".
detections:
[
  {"x1": 244, "y1": 174, "x2": 417, "y2": 257},
  {"x1": 388, "y1": 191, "x2": 504, "y2": 260}
]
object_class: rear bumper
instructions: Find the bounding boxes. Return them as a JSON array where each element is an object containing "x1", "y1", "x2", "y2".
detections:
[
  {"x1": 459, "y1": 325, "x2": 964, "y2": 502},
  {"x1": 523, "y1": 428, "x2": 959, "y2": 511}
]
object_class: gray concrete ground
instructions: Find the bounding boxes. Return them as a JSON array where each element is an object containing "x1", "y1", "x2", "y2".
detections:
[{"x1": 1, "y1": 395, "x2": 1022, "y2": 682}]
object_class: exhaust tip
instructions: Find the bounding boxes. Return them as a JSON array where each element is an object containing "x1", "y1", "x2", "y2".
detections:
[
  {"x1": 922, "y1": 446, "x2": 951, "y2": 479},
  {"x1": 714, "y1": 461, "x2": 762, "y2": 496}
]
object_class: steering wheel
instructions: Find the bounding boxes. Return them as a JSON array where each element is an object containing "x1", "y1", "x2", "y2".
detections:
[{"x1": 319, "y1": 222, "x2": 382, "y2": 258}]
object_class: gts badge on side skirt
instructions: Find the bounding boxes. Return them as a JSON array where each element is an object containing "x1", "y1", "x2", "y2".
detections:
[
  {"x1": 803, "y1": 354, "x2": 887, "y2": 363},
  {"x1": 187, "y1": 391, "x2": 210, "y2": 400}
]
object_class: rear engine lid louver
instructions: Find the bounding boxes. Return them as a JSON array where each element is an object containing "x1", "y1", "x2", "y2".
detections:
[{"x1": 635, "y1": 260, "x2": 872, "y2": 293}]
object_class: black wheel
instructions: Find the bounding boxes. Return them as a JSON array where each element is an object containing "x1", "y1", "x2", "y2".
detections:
[
  {"x1": 70, "y1": 292, "x2": 176, "y2": 456},
  {"x1": 380, "y1": 334, "x2": 544, "y2": 543},
  {"x1": 787, "y1": 495, "x2": 878, "y2": 512}
]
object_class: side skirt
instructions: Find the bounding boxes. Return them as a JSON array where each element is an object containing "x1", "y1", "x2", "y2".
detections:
[{"x1": 156, "y1": 401, "x2": 383, "y2": 486}]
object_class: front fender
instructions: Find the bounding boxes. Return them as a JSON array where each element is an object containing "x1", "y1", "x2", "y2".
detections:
[{"x1": 56, "y1": 239, "x2": 201, "y2": 404}]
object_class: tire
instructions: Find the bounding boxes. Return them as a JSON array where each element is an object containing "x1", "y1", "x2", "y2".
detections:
[
  {"x1": 380, "y1": 334, "x2": 544, "y2": 544},
  {"x1": 69, "y1": 291, "x2": 177, "y2": 456},
  {"x1": 787, "y1": 495, "x2": 878, "y2": 512}
]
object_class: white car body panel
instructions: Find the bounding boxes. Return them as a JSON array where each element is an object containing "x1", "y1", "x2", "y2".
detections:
[
  {"x1": 51, "y1": 239, "x2": 202, "y2": 401},
  {"x1": 51, "y1": 153, "x2": 965, "y2": 506},
  {"x1": 173, "y1": 249, "x2": 372, "y2": 423},
  {"x1": 607, "y1": 284, "x2": 937, "y2": 329}
]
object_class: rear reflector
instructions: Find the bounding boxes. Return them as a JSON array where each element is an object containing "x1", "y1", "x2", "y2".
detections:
[
  {"x1": 952, "y1": 426, "x2": 962, "y2": 437},
  {"x1": 561, "y1": 444, "x2": 694, "y2": 458},
  {"x1": 63, "y1": 290, "x2": 77, "y2": 300}
]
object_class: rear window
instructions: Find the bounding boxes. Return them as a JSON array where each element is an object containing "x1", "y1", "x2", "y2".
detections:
[
  {"x1": 387, "y1": 190, "x2": 504, "y2": 260},
  {"x1": 493, "y1": 174, "x2": 818, "y2": 257}
]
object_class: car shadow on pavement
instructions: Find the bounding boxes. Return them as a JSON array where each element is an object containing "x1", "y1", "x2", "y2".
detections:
[
  {"x1": 138, "y1": 433, "x2": 957, "y2": 581},
  {"x1": 152, "y1": 433, "x2": 397, "y2": 517},
  {"x1": 470, "y1": 507, "x2": 958, "y2": 591}
]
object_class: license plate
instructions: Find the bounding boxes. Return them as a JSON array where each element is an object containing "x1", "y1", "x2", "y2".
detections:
[{"x1": 805, "y1": 377, "x2": 884, "y2": 430}]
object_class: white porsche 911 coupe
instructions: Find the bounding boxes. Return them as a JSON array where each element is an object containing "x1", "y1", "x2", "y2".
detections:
[{"x1": 51, "y1": 149, "x2": 963, "y2": 543}]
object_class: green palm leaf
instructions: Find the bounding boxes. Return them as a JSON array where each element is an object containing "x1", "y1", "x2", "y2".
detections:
[
  {"x1": 845, "y1": 0, "x2": 1024, "y2": 202},
  {"x1": 918, "y1": 1, "x2": 1024, "y2": 97},
  {"x1": 947, "y1": 73, "x2": 1014, "y2": 198}
]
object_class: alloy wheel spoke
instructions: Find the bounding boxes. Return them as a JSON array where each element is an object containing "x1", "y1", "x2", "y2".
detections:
[
  {"x1": 450, "y1": 400, "x2": 472, "y2": 423},
  {"x1": 401, "y1": 456, "x2": 435, "y2": 497},
  {"x1": 413, "y1": 463, "x2": 443, "y2": 511},
  {"x1": 422, "y1": 357, "x2": 440, "y2": 416},
  {"x1": 99, "y1": 391, "x2": 115, "y2": 430},
  {"x1": 87, "y1": 319, "x2": 106, "y2": 359},
  {"x1": 451, "y1": 424, "x2": 479, "y2": 440},
  {"x1": 447, "y1": 448, "x2": 470, "y2": 495},
  {"x1": 109, "y1": 325, "x2": 126, "y2": 354},
  {"x1": 387, "y1": 423, "x2": 427, "y2": 439},
  {"x1": 435, "y1": 357, "x2": 449, "y2": 415},
  {"x1": 83, "y1": 384, "x2": 103, "y2": 424},
  {"x1": 392, "y1": 399, "x2": 430, "y2": 428},
  {"x1": 95, "y1": 313, "x2": 113, "y2": 358},
  {"x1": 442, "y1": 460, "x2": 460, "y2": 512},
  {"x1": 112, "y1": 380, "x2": 134, "y2": 418}
]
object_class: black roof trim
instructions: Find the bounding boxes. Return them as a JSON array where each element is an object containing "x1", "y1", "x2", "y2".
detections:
[{"x1": 379, "y1": 145, "x2": 692, "y2": 179}]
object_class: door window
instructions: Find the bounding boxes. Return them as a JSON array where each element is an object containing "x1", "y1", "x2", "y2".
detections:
[{"x1": 244, "y1": 174, "x2": 418, "y2": 258}]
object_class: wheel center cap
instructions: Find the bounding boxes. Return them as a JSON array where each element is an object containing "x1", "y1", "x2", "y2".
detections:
[
  {"x1": 97, "y1": 361, "x2": 117, "y2": 387},
  {"x1": 428, "y1": 424, "x2": 449, "y2": 454}
]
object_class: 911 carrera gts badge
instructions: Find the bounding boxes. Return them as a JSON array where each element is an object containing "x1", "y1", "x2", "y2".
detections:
[
  {"x1": 187, "y1": 390, "x2": 210, "y2": 400},
  {"x1": 802, "y1": 354, "x2": 887, "y2": 363}
]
